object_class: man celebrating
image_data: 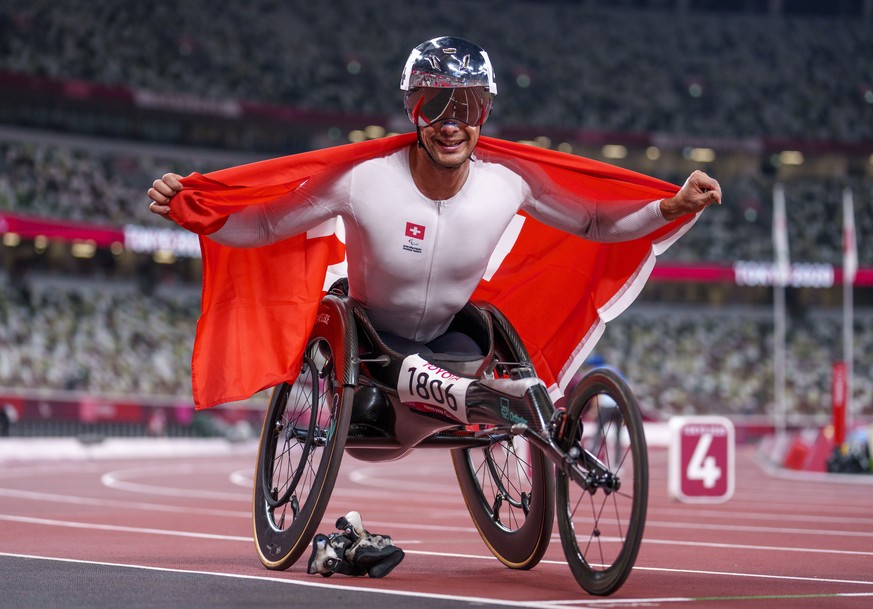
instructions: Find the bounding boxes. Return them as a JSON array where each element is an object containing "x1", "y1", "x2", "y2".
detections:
[{"x1": 147, "y1": 37, "x2": 721, "y2": 409}]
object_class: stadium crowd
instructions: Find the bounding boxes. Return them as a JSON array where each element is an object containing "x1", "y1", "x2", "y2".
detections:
[
  {"x1": 596, "y1": 307, "x2": 873, "y2": 418},
  {"x1": 0, "y1": 136, "x2": 244, "y2": 228},
  {"x1": 1, "y1": 0, "x2": 871, "y2": 141},
  {"x1": 0, "y1": 279, "x2": 197, "y2": 398},
  {"x1": 1, "y1": 280, "x2": 870, "y2": 419},
  {"x1": 0, "y1": 0, "x2": 870, "y2": 422}
]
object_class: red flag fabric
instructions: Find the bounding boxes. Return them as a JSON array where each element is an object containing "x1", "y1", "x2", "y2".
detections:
[{"x1": 170, "y1": 134, "x2": 692, "y2": 409}]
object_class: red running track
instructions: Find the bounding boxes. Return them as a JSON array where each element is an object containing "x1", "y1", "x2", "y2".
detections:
[{"x1": 1, "y1": 438, "x2": 872, "y2": 608}]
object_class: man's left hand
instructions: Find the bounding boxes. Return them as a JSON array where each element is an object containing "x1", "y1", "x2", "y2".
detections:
[{"x1": 660, "y1": 170, "x2": 722, "y2": 221}]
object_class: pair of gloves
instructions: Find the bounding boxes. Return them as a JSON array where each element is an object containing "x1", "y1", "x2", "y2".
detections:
[{"x1": 307, "y1": 511, "x2": 405, "y2": 578}]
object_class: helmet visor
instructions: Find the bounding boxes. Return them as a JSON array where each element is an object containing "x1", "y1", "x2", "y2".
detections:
[{"x1": 405, "y1": 87, "x2": 493, "y2": 127}]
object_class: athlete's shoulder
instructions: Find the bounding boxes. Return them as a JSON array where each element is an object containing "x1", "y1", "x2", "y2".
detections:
[
  {"x1": 470, "y1": 154, "x2": 526, "y2": 190},
  {"x1": 359, "y1": 146, "x2": 407, "y2": 168}
]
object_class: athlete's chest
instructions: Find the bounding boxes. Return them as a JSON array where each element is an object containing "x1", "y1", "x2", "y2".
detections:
[{"x1": 347, "y1": 158, "x2": 523, "y2": 270}]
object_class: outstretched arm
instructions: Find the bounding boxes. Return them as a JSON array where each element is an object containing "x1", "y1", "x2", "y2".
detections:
[
  {"x1": 146, "y1": 169, "x2": 351, "y2": 247},
  {"x1": 525, "y1": 169, "x2": 722, "y2": 243}
]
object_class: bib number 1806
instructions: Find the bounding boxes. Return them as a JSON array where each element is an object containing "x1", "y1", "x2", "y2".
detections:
[
  {"x1": 407, "y1": 367, "x2": 459, "y2": 412},
  {"x1": 397, "y1": 354, "x2": 473, "y2": 423}
]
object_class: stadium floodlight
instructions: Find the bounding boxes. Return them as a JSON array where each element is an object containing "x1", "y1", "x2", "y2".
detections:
[{"x1": 779, "y1": 151, "x2": 804, "y2": 165}]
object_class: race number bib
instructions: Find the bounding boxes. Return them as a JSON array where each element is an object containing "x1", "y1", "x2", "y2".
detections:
[{"x1": 397, "y1": 354, "x2": 473, "y2": 423}]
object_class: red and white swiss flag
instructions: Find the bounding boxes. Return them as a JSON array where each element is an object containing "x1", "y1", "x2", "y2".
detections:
[
  {"x1": 172, "y1": 132, "x2": 691, "y2": 409},
  {"x1": 405, "y1": 222, "x2": 426, "y2": 240}
]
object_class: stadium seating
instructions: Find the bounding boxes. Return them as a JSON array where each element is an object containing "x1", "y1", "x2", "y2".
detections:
[
  {"x1": 1, "y1": 0, "x2": 871, "y2": 140},
  {"x1": 0, "y1": 0, "x2": 869, "y2": 423}
]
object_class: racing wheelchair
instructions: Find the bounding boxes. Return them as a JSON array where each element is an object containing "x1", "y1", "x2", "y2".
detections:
[{"x1": 252, "y1": 282, "x2": 649, "y2": 596}]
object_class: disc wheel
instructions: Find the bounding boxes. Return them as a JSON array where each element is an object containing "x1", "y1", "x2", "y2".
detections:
[
  {"x1": 451, "y1": 308, "x2": 554, "y2": 570},
  {"x1": 253, "y1": 337, "x2": 352, "y2": 570},
  {"x1": 452, "y1": 431, "x2": 554, "y2": 569},
  {"x1": 556, "y1": 367, "x2": 648, "y2": 595}
]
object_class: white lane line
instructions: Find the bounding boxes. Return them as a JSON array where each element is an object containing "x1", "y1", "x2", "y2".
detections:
[
  {"x1": 101, "y1": 464, "x2": 250, "y2": 501},
  {"x1": 645, "y1": 519, "x2": 873, "y2": 538},
  {"x1": 638, "y1": 537, "x2": 873, "y2": 557},
  {"x1": 97, "y1": 463, "x2": 439, "y2": 502},
  {"x1": 229, "y1": 468, "x2": 252, "y2": 488},
  {"x1": 399, "y1": 549, "x2": 873, "y2": 586},
  {"x1": 346, "y1": 465, "x2": 460, "y2": 492},
  {"x1": 0, "y1": 514, "x2": 251, "y2": 542},
  {"x1": 0, "y1": 552, "x2": 557, "y2": 609},
  {"x1": 2, "y1": 516, "x2": 872, "y2": 588},
  {"x1": 0, "y1": 487, "x2": 249, "y2": 518},
  {"x1": 0, "y1": 462, "x2": 109, "y2": 480},
  {"x1": 545, "y1": 592, "x2": 873, "y2": 607},
  {"x1": 0, "y1": 487, "x2": 478, "y2": 533},
  {"x1": 549, "y1": 532, "x2": 873, "y2": 558},
  {"x1": 625, "y1": 565, "x2": 873, "y2": 587},
  {"x1": 649, "y1": 506, "x2": 873, "y2": 527},
  {"x1": 3, "y1": 551, "x2": 872, "y2": 609},
  {"x1": 1, "y1": 487, "x2": 871, "y2": 556}
]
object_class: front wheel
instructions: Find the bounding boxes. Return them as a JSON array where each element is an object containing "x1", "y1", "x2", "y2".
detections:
[
  {"x1": 252, "y1": 337, "x2": 352, "y2": 570},
  {"x1": 556, "y1": 367, "x2": 648, "y2": 596}
]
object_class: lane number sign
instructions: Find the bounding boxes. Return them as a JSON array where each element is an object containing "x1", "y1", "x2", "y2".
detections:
[{"x1": 668, "y1": 416, "x2": 735, "y2": 503}]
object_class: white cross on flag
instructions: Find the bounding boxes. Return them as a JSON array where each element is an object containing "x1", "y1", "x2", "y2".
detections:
[{"x1": 405, "y1": 222, "x2": 426, "y2": 240}]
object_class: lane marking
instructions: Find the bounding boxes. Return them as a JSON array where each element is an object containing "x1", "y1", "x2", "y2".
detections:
[
  {"x1": 96, "y1": 462, "x2": 442, "y2": 502},
  {"x1": 3, "y1": 552, "x2": 873, "y2": 609},
  {"x1": 229, "y1": 468, "x2": 253, "y2": 488},
  {"x1": 645, "y1": 519, "x2": 873, "y2": 538},
  {"x1": 347, "y1": 472, "x2": 460, "y2": 493},
  {"x1": 694, "y1": 592, "x2": 873, "y2": 602},
  {"x1": 626, "y1": 565, "x2": 873, "y2": 587},
  {"x1": 0, "y1": 552, "x2": 557, "y2": 609},
  {"x1": 0, "y1": 514, "x2": 252, "y2": 542},
  {"x1": 546, "y1": 592, "x2": 873, "y2": 607},
  {"x1": 400, "y1": 550, "x2": 873, "y2": 586},
  {"x1": 649, "y1": 506, "x2": 873, "y2": 526},
  {"x1": 2, "y1": 516, "x2": 871, "y2": 588},
  {"x1": 101, "y1": 464, "x2": 250, "y2": 501},
  {"x1": 2, "y1": 489, "x2": 871, "y2": 557},
  {"x1": 638, "y1": 537, "x2": 873, "y2": 557},
  {"x1": 0, "y1": 487, "x2": 249, "y2": 518}
]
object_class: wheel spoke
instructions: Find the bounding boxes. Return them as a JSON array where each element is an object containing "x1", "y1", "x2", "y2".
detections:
[{"x1": 451, "y1": 321, "x2": 554, "y2": 571}]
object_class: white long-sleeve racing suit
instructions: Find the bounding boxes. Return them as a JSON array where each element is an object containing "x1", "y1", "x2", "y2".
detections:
[{"x1": 211, "y1": 146, "x2": 668, "y2": 343}]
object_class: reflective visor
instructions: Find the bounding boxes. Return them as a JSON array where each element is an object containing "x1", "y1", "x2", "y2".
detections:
[{"x1": 404, "y1": 87, "x2": 493, "y2": 127}]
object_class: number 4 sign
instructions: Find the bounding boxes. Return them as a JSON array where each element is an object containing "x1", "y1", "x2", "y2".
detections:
[{"x1": 668, "y1": 416, "x2": 735, "y2": 503}]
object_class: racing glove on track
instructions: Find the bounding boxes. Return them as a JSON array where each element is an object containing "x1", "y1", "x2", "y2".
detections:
[{"x1": 307, "y1": 511, "x2": 405, "y2": 578}]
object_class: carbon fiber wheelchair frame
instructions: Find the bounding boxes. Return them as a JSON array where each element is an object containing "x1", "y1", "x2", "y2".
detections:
[{"x1": 252, "y1": 285, "x2": 649, "y2": 596}]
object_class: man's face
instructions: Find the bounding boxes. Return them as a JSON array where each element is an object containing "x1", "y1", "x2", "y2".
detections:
[{"x1": 417, "y1": 119, "x2": 480, "y2": 169}]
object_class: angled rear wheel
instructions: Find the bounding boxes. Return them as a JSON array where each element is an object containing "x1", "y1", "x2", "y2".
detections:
[
  {"x1": 452, "y1": 305, "x2": 554, "y2": 569},
  {"x1": 253, "y1": 337, "x2": 352, "y2": 570},
  {"x1": 452, "y1": 432, "x2": 554, "y2": 569}
]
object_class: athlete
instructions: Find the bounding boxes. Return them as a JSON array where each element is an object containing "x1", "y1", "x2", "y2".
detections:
[{"x1": 148, "y1": 36, "x2": 721, "y2": 360}]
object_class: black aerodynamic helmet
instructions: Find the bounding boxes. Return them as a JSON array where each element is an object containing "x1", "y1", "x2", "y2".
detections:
[{"x1": 400, "y1": 36, "x2": 497, "y2": 127}]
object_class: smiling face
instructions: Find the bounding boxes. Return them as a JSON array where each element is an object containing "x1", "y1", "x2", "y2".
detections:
[{"x1": 416, "y1": 119, "x2": 481, "y2": 169}]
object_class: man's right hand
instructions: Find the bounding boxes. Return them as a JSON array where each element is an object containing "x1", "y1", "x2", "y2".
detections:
[{"x1": 147, "y1": 172, "x2": 184, "y2": 219}]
